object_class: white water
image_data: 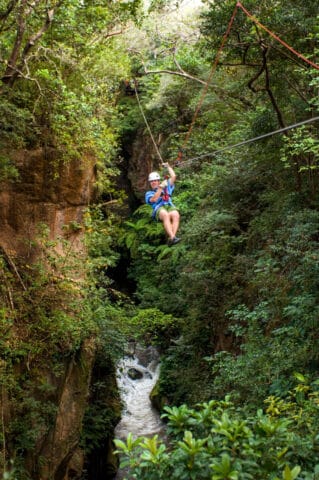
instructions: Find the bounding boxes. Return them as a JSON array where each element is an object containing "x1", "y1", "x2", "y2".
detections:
[{"x1": 114, "y1": 347, "x2": 165, "y2": 479}]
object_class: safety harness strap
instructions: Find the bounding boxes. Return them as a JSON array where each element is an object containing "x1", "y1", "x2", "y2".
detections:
[{"x1": 152, "y1": 187, "x2": 174, "y2": 219}]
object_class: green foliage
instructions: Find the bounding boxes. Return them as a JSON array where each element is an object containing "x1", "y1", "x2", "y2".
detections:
[
  {"x1": 81, "y1": 357, "x2": 121, "y2": 456},
  {"x1": 206, "y1": 302, "x2": 317, "y2": 402},
  {"x1": 0, "y1": 90, "x2": 36, "y2": 149},
  {"x1": 115, "y1": 381, "x2": 319, "y2": 479},
  {"x1": 119, "y1": 205, "x2": 165, "y2": 259},
  {"x1": 84, "y1": 207, "x2": 122, "y2": 273},
  {"x1": 0, "y1": 155, "x2": 18, "y2": 181},
  {"x1": 162, "y1": 404, "x2": 196, "y2": 435},
  {"x1": 126, "y1": 308, "x2": 180, "y2": 349},
  {"x1": 0, "y1": 0, "x2": 140, "y2": 192}
]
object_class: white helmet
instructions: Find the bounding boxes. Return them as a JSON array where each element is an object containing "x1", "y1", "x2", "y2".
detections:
[{"x1": 148, "y1": 171, "x2": 161, "y2": 182}]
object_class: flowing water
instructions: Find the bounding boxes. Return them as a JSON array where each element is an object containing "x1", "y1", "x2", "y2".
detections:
[{"x1": 114, "y1": 345, "x2": 165, "y2": 479}]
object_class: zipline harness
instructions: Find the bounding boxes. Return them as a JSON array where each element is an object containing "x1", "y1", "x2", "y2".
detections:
[{"x1": 134, "y1": 1, "x2": 319, "y2": 169}]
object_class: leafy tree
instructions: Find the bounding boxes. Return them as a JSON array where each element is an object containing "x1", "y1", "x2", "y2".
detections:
[{"x1": 0, "y1": 0, "x2": 142, "y2": 184}]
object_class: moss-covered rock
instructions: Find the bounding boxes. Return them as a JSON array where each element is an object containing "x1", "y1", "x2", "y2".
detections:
[{"x1": 150, "y1": 381, "x2": 168, "y2": 413}]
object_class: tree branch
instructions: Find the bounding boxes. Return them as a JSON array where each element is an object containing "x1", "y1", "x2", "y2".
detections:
[
  {"x1": 142, "y1": 63, "x2": 207, "y2": 85},
  {"x1": 2, "y1": 0, "x2": 28, "y2": 84},
  {"x1": 0, "y1": 0, "x2": 18, "y2": 22},
  {"x1": 247, "y1": 37, "x2": 286, "y2": 130},
  {"x1": 2, "y1": 0, "x2": 63, "y2": 86},
  {"x1": 88, "y1": 27, "x2": 125, "y2": 46},
  {"x1": 0, "y1": 245, "x2": 27, "y2": 291},
  {"x1": 141, "y1": 62, "x2": 253, "y2": 108}
]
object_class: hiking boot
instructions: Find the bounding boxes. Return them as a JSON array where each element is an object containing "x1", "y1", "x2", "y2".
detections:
[{"x1": 171, "y1": 236, "x2": 181, "y2": 245}]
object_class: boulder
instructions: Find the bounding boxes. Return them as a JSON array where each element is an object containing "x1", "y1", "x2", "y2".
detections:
[{"x1": 127, "y1": 368, "x2": 143, "y2": 380}]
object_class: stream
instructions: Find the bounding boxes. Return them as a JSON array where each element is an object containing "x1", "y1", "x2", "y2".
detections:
[{"x1": 114, "y1": 345, "x2": 165, "y2": 479}]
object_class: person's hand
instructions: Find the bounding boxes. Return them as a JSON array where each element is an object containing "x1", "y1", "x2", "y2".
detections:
[
  {"x1": 160, "y1": 179, "x2": 168, "y2": 188},
  {"x1": 162, "y1": 162, "x2": 169, "y2": 168}
]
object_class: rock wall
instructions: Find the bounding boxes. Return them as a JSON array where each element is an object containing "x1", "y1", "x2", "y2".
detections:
[
  {"x1": 123, "y1": 132, "x2": 164, "y2": 202},
  {"x1": 0, "y1": 148, "x2": 105, "y2": 479},
  {"x1": 26, "y1": 338, "x2": 96, "y2": 480},
  {"x1": 0, "y1": 148, "x2": 96, "y2": 258}
]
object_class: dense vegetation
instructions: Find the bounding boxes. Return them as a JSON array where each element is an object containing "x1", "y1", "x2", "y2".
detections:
[
  {"x1": 120, "y1": 0, "x2": 319, "y2": 404},
  {"x1": 1, "y1": 0, "x2": 319, "y2": 478},
  {"x1": 114, "y1": 0, "x2": 319, "y2": 478}
]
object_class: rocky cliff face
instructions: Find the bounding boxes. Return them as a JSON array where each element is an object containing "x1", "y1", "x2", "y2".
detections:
[
  {"x1": 123, "y1": 131, "x2": 164, "y2": 203},
  {"x1": 26, "y1": 338, "x2": 96, "y2": 480},
  {"x1": 0, "y1": 148, "x2": 96, "y2": 258},
  {"x1": 0, "y1": 148, "x2": 108, "y2": 479}
]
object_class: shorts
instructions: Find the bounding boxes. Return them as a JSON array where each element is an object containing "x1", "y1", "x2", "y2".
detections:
[{"x1": 155, "y1": 205, "x2": 178, "y2": 220}]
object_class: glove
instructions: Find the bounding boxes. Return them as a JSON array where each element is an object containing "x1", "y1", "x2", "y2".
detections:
[{"x1": 160, "y1": 179, "x2": 168, "y2": 188}]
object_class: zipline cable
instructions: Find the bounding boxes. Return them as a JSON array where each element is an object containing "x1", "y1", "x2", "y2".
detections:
[
  {"x1": 133, "y1": 79, "x2": 164, "y2": 164},
  {"x1": 176, "y1": 116, "x2": 319, "y2": 167}
]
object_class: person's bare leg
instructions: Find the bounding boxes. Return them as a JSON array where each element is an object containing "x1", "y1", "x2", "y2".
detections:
[
  {"x1": 159, "y1": 210, "x2": 174, "y2": 239},
  {"x1": 170, "y1": 210, "x2": 180, "y2": 237}
]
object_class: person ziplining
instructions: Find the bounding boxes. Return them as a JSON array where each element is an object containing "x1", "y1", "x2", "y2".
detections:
[{"x1": 145, "y1": 163, "x2": 181, "y2": 246}]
